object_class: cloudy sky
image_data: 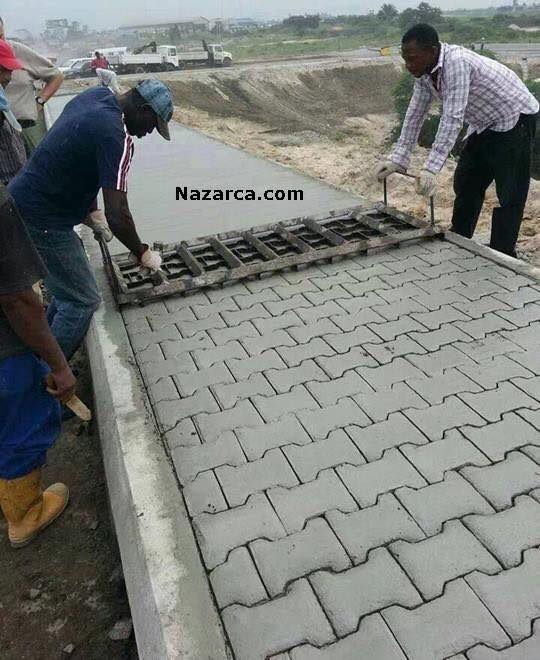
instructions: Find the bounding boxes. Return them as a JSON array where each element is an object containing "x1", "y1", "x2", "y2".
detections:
[{"x1": 3, "y1": 0, "x2": 513, "y2": 34}]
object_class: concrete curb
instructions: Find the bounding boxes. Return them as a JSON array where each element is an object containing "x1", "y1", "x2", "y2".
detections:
[
  {"x1": 445, "y1": 231, "x2": 540, "y2": 282},
  {"x1": 83, "y1": 231, "x2": 229, "y2": 659}
]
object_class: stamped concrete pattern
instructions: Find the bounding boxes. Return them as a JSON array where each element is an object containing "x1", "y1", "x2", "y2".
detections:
[{"x1": 122, "y1": 239, "x2": 540, "y2": 659}]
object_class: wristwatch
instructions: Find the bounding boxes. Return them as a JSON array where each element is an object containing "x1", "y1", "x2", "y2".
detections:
[{"x1": 36, "y1": 96, "x2": 46, "y2": 106}]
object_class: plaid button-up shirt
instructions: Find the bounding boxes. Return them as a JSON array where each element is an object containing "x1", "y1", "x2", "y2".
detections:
[{"x1": 391, "y1": 43, "x2": 539, "y2": 173}]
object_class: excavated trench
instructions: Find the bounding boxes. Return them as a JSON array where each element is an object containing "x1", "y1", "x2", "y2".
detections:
[{"x1": 166, "y1": 63, "x2": 401, "y2": 133}]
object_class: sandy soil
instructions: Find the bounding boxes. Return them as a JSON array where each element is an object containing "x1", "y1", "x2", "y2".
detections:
[
  {"x1": 173, "y1": 105, "x2": 539, "y2": 264},
  {"x1": 0, "y1": 351, "x2": 137, "y2": 660}
]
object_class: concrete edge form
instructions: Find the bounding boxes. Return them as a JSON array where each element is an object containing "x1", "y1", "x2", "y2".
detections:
[
  {"x1": 83, "y1": 230, "x2": 229, "y2": 659},
  {"x1": 445, "y1": 230, "x2": 540, "y2": 281}
]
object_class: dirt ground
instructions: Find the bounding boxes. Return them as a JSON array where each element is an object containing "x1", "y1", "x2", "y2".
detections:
[{"x1": 0, "y1": 351, "x2": 138, "y2": 660}]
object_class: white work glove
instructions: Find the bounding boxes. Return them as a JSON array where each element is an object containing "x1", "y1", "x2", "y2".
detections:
[
  {"x1": 140, "y1": 247, "x2": 162, "y2": 271},
  {"x1": 85, "y1": 209, "x2": 113, "y2": 242},
  {"x1": 374, "y1": 160, "x2": 406, "y2": 182},
  {"x1": 416, "y1": 169, "x2": 437, "y2": 198}
]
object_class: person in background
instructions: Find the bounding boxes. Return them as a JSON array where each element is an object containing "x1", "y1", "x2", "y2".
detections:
[
  {"x1": 0, "y1": 41, "x2": 26, "y2": 185},
  {"x1": 8, "y1": 80, "x2": 173, "y2": 360},
  {"x1": 0, "y1": 17, "x2": 64, "y2": 155},
  {"x1": 0, "y1": 183, "x2": 77, "y2": 548},
  {"x1": 95, "y1": 66, "x2": 121, "y2": 94},
  {"x1": 91, "y1": 51, "x2": 109, "y2": 71}
]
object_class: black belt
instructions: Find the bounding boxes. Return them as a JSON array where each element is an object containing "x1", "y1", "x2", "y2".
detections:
[{"x1": 19, "y1": 120, "x2": 36, "y2": 129}]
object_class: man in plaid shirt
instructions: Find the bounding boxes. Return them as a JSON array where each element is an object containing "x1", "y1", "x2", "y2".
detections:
[{"x1": 376, "y1": 24, "x2": 538, "y2": 258}]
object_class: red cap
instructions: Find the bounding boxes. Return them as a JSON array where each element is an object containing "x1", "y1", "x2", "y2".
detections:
[{"x1": 0, "y1": 41, "x2": 23, "y2": 71}]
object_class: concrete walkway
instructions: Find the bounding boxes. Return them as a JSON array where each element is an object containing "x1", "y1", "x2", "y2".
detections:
[{"x1": 67, "y1": 100, "x2": 540, "y2": 658}]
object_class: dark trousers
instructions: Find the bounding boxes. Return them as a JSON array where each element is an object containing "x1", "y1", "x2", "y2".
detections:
[{"x1": 451, "y1": 112, "x2": 537, "y2": 257}]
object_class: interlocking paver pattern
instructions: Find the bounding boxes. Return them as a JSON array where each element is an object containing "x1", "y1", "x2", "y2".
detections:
[
  {"x1": 466, "y1": 549, "x2": 540, "y2": 643},
  {"x1": 310, "y1": 547, "x2": 422, "y2": 636},
  {"x1": 124, "y1": 239, "x2": 540, "y2": 659}
]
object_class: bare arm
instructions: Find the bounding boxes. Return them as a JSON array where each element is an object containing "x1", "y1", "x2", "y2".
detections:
[
  {"x1": 102, "y1": 188, "x2": 145, "y2": 256},
  {"x1": 39, "y1": 72, "x2": 64, "y2": 103},
  {"x1": 0, "y1": 289, "x2": 76, "y2": 401}
]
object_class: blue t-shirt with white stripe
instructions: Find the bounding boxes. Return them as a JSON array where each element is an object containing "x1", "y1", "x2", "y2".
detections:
[{"x1": 9, "y1": 87, "x2": 134, "y2": 230}]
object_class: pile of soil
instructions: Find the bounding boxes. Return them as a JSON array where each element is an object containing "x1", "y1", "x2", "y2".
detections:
[{"x1": 166, "y1": 62, "x2": 401, "y2": 133}]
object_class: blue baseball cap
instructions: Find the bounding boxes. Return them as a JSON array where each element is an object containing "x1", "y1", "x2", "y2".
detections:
[
  {"x1": 135, "y1": 79, "x2": 173, "y2": 141},
  {"x1": 0, "y1": 87, "x2": 21, "y2": 132}
]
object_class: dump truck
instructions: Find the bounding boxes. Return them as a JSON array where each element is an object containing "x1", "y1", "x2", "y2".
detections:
[
  {"x1": 177, "y1": 41, "x2": 233, "y2": 68},
  {"x1": 109, "y1": 41, "x2": 232, "y2": 74}
]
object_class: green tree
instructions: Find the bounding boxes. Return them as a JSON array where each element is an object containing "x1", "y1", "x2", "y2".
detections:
[
  {"x1": 399, "y1": 7, "x2": 419, "y2": 30},
  {"x1": 378, "y1": 4, "x2": 399, "y2": 22},
  {"x1": 282, "y1": 15, "x2": 320, "y2": 34},
  {"x1": 399, "y1": 3, "x2": 444, "y2": 30},
  {"x1": 416, "y1": 2, "x2": 443, "y2": 24}
]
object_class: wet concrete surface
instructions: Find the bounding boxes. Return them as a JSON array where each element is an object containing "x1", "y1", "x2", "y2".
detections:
[{"x1": 47, "y1": 94, "x2": 362, "y2": 254}]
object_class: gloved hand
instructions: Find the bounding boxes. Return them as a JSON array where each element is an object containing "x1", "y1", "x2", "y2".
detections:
[
  {"x1": 140, "y1": 246, "x2": 162, "y2": 271},
  {"x1": 416, "y1": 169, "x2": 437, "y2": 198},
  {"x1": 85, "y1": 209, "x2": 113, "y2": 242},
  {"x1": 374, "y1": 160, "x2": 406, "y2": 182}
]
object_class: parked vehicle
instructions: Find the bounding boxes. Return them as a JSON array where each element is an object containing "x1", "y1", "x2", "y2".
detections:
[
  {"x1": 59, "y1": 58, "x2": 92, "y2": 74},
  {"x1": 109, "y1": 41, "x2": 233, "y2": 74},
  {"x1": 86, "y1": 46, "x2": 129, "y2": 59},
  {"x1": 178, "y1": 41, "x2": 233, "y2": 68},
  {"x1": 61, "y1": 58, "x2": 95, "y2": 79}
]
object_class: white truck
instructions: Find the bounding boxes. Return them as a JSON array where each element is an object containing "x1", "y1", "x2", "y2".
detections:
[
  {"x1": 177, "y1": 42, "x2": 233, "y2": 68},
  {"x1": 110, "y1": 42, "x2": 232, "y2": 74}
]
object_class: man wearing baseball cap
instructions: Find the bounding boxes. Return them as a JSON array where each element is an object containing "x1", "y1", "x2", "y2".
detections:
[
  {"x1": 0, "y1": 40, "x2": 27, "y2": 185},
  {"x1": 9, "y1": 79, "x2": 174, "y2": 359}
]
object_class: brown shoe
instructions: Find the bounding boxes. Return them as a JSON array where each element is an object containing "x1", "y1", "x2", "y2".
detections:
[{"x1": 0, "y1": 469, "x2": 69, "y2": 548}]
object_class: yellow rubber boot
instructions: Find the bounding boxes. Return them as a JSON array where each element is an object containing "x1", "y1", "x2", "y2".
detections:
[{"x1": 0, "y1": 468, "x2": 69, "y2": 548}]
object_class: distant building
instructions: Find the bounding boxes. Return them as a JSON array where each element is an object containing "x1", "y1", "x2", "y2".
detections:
[
  {"x1": 13, "y1": 28, "x2": 35, "y2": 44},
  {"x1": 43, "y1": 19, "x2": 69, "y2": 44},
  {"x1": 46, "y1": 19, "x2": 69, "y2": 29},
  {"x1": 43, "y1": 18, "x2": 84, "y2": 45},
  {"x1": 210, "y1": 17, "x2": 262, "y2": 33},
  {"x1": 228, "y1": 18, "x2": 260, "y2": 31},
  {"x1": 119, "y1": 17, "x2": 211, "y2": 37}
]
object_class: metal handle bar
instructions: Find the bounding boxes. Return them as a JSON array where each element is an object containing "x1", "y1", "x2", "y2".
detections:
[{"x1": 383, "y1": 171, "x2": 435, "y2": 227}]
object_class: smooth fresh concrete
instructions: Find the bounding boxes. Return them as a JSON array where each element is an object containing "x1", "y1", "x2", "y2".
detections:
[{"x1": 47, "y1": 93, "x2": 361, "y2": 254}]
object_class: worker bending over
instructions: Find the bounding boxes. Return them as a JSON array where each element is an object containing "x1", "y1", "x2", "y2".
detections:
[
  {"x1": 376, "y1": 23, "x2": 538, "y2": 258},
  {"x1": 0, "y1": 184, "x2": 77, "y2": 547},
  {"x1": 96, "y1": 67, "x2": 121, "y2": 94},
  {"x1": 9, "y1": 79, "x2": 173, "y2": 359}
]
